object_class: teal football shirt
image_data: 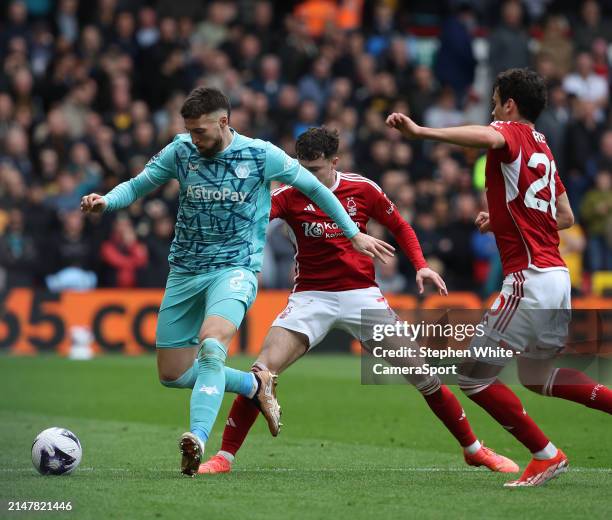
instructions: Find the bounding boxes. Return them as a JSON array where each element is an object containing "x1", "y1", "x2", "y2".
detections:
[{"x1": 103, "y1": 131, "x2": 358, "y2": 274}]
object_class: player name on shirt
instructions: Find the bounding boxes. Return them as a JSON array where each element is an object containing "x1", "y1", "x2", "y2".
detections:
[{"x1": 486, "y1": 121, "x2": 567, "y2": 275}]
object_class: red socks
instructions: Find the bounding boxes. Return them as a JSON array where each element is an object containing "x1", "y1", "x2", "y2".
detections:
[
  {"x1": 423, "y1": 385, "x2": 477, "y2": 448},
  {"x1": 468, "y1": 379, "x2": 550, "y2": 453},
  {"x1": 220, "y1": 395, "x2": 260, "y2": 456},
  {"x1": 548, "y1": 368, "x2": 612, "y2": 414}
]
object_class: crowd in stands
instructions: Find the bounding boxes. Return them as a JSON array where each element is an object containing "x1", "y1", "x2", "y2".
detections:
[{"x1": 0, "y1": 0, "x2": 611, "y2": 296}]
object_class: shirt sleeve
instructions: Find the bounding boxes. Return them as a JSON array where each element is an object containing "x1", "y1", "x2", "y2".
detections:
[
  {"x1": 103, "y1": 142, "x2": 177, "y2": 211},
  {"x1": 369, "y1": 185, "x2": 428, "y2": 271},
  {"x1": 289, "y1": 166, "x2": 359, "y2": 238},
  {"x1": 489, "y1": 121, "x2": 519, "y2": 163},
  {"x1": 555, "y1": 167, "x2": 566, "y2": 196},
  {"x1": 264, "y1": 141, "x2": 301, "y2": 185},
  {"x1": 264, "y1": 142, "x2": 359, "y2": 238}
]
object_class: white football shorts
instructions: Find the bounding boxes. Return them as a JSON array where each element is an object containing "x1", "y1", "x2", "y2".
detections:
[
  {"x1": 272, "y1": 287, "x2": 397, "y2": 349},
  {"x1": 470, "y1": 268, "x2": 571, "y2": 363}
]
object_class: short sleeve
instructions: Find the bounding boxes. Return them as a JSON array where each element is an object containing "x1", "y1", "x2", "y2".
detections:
[
  {"x1": 555, "y1": 168, "x2": 566, "y2": 196},
  {"x1": 264, "y1": 142, "x2": 301, "y2": 184},
  {"x1": 490, "y1": 121, "x2": 519, "y2": 163},
  {"x1": 144, "y1": 141, "x2": 177, "y2": 185}
]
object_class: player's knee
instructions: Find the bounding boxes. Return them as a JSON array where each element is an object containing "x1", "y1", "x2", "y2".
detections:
[
  {"x1": 158, "y1": 370, "x2": 182, "y2": 386},
  {"x1": 414, "y1": 375, "x2": 441, "y2": 395},
  {"x1": 457, "y1": 374, "x2": 495, "y2": 396},
  {"x1": 199, "y1": 328, "x2": 233, "y2": 347},
  {"x1": 517, "y1": 365, "x2": 548, "y2": 395},
  {"x1": 198, "y1": 338, "x2": 227, "y2": 371}
]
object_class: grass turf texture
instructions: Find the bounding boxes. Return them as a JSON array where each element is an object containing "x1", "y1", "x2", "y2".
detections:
[{"x1": 0, "y1": 355, "x2": 610, "y2": 520}]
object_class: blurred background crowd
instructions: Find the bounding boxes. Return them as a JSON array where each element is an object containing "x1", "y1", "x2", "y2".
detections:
[{"x1": 1, "y1": 0, "x2": 611, "y2": 297}]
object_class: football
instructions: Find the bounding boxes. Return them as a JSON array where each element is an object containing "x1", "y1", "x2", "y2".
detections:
[{"x1": 31, "y1": 428, "x2": 82, "y2": 476}]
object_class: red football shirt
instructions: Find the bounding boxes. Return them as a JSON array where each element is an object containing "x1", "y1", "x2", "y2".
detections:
[
  {"x1": 486, "y1": 121, "x2": 567, "y2": 276},
  {"x1": 270, "y1": 172, "x2": 427, "y2": 292}
]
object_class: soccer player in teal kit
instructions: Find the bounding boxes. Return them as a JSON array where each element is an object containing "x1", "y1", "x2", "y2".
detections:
[{"x1": 80, "y1": 87, "x2": 393, "y2": 475}]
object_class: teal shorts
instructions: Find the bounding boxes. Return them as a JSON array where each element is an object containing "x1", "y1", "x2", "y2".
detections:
[{"x1": 156, "y1": 267, "x2": 258, "y2": 348}]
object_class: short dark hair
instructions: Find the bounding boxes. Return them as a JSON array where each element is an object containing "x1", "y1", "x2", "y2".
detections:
[
  {"x1": 493, "y1": 68, "x2": 547, "y2": 122},
  {"x1": 180, "y1": 87, "x2": 231, "y2": 120},
  {"x1": 295, "y1": 127, "x2": 339, "y2": 160}
]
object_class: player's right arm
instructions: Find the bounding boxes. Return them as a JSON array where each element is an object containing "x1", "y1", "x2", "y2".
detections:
[
  {"x1": 555, "y1": 192, "x2": 574, "y2": 230},
  {"x1": 81, "y1": 141, "x2": 177, "y2": 214},
  {"x1": 386, "y1": 112, "x2": 506, "y2": 149}
]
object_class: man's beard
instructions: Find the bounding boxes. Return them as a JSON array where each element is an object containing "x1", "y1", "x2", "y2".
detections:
[{"x1": 198, "y1": 136, "x2": 224, "y2": 157}]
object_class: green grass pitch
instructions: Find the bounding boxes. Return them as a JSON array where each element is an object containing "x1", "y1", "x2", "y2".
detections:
[{"x1": 0, "y1": 355, "x2": 610, "y2": 519}]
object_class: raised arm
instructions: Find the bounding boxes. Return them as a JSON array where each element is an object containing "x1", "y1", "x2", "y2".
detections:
[
  {"x1": 386, "y1": 112, "x2": 506, "y2": 149},
  {"x1": 81, "y1": 142, "x2": 177, "y2": 213}
]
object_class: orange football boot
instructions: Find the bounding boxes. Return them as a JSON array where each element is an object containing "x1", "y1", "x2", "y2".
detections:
[
  {"x1": 198, "y1": 454, "x2": 232, "y2": 475},
  {"x1": 464, "y1": 443, "x2": 520, "y2": 473},
  {"x1": 504, "y1": 449, "x2": 568, "y2": 487}
]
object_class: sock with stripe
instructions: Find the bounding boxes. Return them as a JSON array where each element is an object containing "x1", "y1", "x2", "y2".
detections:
[
  {"x1": 420, "y1": 383, "x2": 479, "y2": 449},
  {"x1": 467, "y1": 379, "x2": 550, "y2": 454},
  {"x1": 220, "y1": 395, "x2": 260, "y2": 456},
  {"x1": 547, "y1": 368, "x2": 612, "y2": 414}
]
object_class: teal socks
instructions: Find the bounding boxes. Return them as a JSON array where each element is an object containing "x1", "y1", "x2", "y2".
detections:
[
  {"x1": 161, "y1": 358, "x2": 256, "y2": 397},
  {"x1": 190, "y1": 338, "x2": 227, "y2": 442}
]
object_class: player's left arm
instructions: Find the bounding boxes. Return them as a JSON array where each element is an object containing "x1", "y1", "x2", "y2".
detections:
[
  {"x1": 370, "y1": 188, "x2": 448, "y2": 295},
  {"x1": 264, "y1": 143, "x2": 394, "y2": 263},
  {"x1": 386, "y1": 112, "x2": 506, "y2": 149}
]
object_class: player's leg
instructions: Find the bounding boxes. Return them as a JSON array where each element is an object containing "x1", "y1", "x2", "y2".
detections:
[
  {"x1": 158, "y1": 346, "x2": 257, "y2": 397},
  {"x1": 362, "y1": 335, "x2": 517, "y2": 472},
  {"x1": 201, "y1": 290, "x2": 333, "y2": 474},
  {"x1": 518, "y1": 356, "x2": 612, "y2": 414},
  {"x1": 341, "y1": 287, "x2": 517, "y2": 472},
  {"x1": 155, "y1": 271, "x2": 255, "y2": 396},
  {"x1": 459, "y1": 359, "x2": 569, "y2": 487},
  {"x1": 155, "y1": 271, "x2": 205, "y2": 387},
  {"x1": 201, "y1": 326, "x2": 310, "y2": 474},
  {"x1": 517, "y1": 269, "x2": 612, "y2": 414}
]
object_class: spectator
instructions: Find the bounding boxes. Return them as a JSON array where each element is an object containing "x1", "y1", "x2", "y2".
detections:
[
  {"x1": 140, "y1": 214, "x2": 173, "y2": 287},
  {"x1": 488, "y1": 0, "x2": 531, "y2": 78},
  {"x1": 298, "y1": 56, "x2": 333, "y2": 110},
  {"x1": 1, "y1": 125, "x2": 33, "y2": 181},
  {"x1": 563, "y1": 52, "x2": 609, "y2": 121},
  {"x1": 100, "y1": 217, "x2": 148, "y2": 288},
  {"x1": 573, "y1": 0, "x2": 612, "y2": 53},
  {"x1": 45, "y1": 210, "x2": 97, "y2": 290},
  {"x1": 375, "y1": 255, "x2": 407, "y2": 294},
  {"x1": 536, "y1": 81, "x2": 570, "y2": 175},
  {"x1": 580, "y1": 170, "x2": 612, "y2": 271},
  {"x1": 0, "y1": 208, "x2": 39, "y2": 288},
  {"x1": 45, "y1": 170, "x2": 81, "y2": 212},
  {"x1": 537, "y1": 15, "x2": 573, "y2": 79},
  {"x1": 407, "y1": 65, "x2": 438, "y2": 126},
  {"x1": 433, "y1": 3, "x2": 477, "y2": 104},
  {"x1": 424, "y1": 87, "x2": 465, "y2": 130}
]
